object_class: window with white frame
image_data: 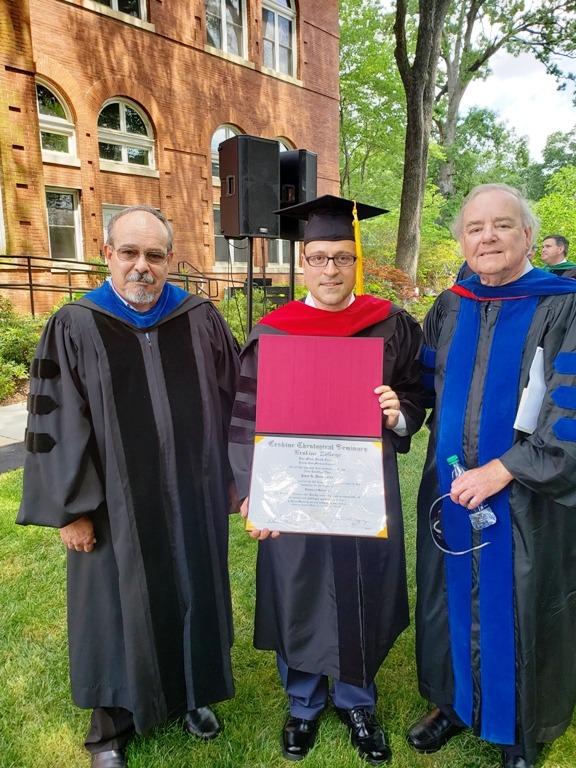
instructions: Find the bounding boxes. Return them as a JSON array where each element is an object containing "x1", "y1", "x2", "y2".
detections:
[
  {"x1": 267, "y1": 238, "x2": 291, "y2": 267},
  {"x1": 36, "y1": 82, "x2": 77, "y2": 163},
  {"x1": 102, "y1": 205, "x2": 129, "y2": 244},
  {"x1": 93, "y1": 0, "x2": 146, "y2": 19},
  {"x1": 262, "y1": 0, "x2": 296, "y2": 76},
  {"x1": 214, "y1": 206, "x2": 248, "y2": 266},
  {"x1": 46, "y1": 189, "x2": 82, "y2": 261},
  {"x1": 98, "y1": 100, "x2": 155, "y2": 171},
  {"x1": 206, "y1": 0, "x2": 246, "y2": 57},
  {"x1": 211, "y1": 125, "x2": 241, "y2": 180}
]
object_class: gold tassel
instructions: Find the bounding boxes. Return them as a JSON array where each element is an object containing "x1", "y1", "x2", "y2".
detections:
[{"x1": 352, "y1": 200, "x2": 363, "y2": 295}]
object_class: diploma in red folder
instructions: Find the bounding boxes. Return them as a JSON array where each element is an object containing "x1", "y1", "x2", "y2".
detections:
[{"x1": 247, "y1": 335, "x2": 387, "y2": 536}]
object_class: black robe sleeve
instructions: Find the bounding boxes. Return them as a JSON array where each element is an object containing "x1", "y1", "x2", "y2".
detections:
[
  {"x1": 499, "y1": 293, "x2": 576, "y2": 507},
  {"x1": 17, "y1": 310, "x2": 105, "y2": 528}
]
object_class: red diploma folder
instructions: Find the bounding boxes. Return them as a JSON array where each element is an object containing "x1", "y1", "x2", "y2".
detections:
[{"x1": 255, "y1": 335, "x2": 384, "y2": 438}]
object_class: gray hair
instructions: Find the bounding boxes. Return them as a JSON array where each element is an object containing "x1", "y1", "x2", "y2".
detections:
[
  {"x1": 451, "y1": 184, "x2": 540, "y2": 248},
  {"x1": 106, "y1": 205, "x2": 173, "y2": 252}
]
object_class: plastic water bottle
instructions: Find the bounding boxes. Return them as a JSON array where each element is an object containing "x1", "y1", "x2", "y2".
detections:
[{"x1": 447, "y1": 455, "x2": 497, "y2": 530}]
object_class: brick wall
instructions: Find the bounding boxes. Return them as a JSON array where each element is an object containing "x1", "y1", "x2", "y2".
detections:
[{"x1": 1, "y1": 0, "x2": 340, "y2": 312}]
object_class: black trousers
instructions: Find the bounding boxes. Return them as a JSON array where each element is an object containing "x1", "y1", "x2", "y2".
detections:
[{"x1": 85, "y1": 707, "x2": 135, "y2": 754}]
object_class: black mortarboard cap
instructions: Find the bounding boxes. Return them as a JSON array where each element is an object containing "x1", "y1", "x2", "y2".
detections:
[{"x1": 274, "y1": 194, "x2": 388, "y2": 244}]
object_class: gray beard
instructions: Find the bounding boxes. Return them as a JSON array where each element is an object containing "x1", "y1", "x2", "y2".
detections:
[
  {"x1": 124, "y1": 287, "x2": 156, "y2": 304},
  {"x1": 125, "y1": 271, "x2": 156, "y2": 305}
]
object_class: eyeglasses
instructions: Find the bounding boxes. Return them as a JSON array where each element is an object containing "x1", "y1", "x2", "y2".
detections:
[
  {"x1": 111, "y1": 246, "x2": 169, "y2": 265},
  {"x1": 304, "y1": 254, "x2": 357, "y2": 268}
]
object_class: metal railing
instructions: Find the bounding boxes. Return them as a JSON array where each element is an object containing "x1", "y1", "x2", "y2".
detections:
[{"x1": 0, "y1": 254, "x2": 245, "y2": 316}]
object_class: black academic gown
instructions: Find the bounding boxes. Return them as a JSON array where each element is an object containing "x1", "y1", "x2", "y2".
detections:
[
  {"x1": 229, "y1": 300, "x2": 425, "y2": 687},
  {"x1": 547, "y1": 263, "x2": 576, "y2": 279},
  {"x1": 17, "y1": 294, "x2": 239, "y2": 733},
  {"x1": 416, "y1": 282, "x2": 576, "y2": 762}
]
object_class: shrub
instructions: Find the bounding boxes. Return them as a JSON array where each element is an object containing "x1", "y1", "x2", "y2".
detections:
[
  {"x1": 0, "y1": 298, "x2": 43, "y2": 403},
  {"x1": 0, "y1": 360, "x2": 28, "y2": 401},
  {"x1": 0, "y1": 322, "x2": 42, "y2": 368}
]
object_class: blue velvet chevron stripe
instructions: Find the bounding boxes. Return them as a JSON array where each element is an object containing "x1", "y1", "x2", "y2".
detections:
[
  {"x1": 551, "y1": 356, "x2": 576, "y2": 441},
  {"x1": 554, "y1": 352, "x2": 576, "y2": 375},
  {"x1": 554, "y1": 419, "x2": 576, "y2": 442},
  {"x1": 552, "y1": 386, "x2": 576, "y2": 410},
  {"x1": 436, "y1": 294, "x2": 539, "y2": 745}
]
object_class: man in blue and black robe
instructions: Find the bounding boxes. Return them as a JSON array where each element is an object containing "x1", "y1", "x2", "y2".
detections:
[{"x1": 408, "y1": 184, "x2": 576, "y2": 768}]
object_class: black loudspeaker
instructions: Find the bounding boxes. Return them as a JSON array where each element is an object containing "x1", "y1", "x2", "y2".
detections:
[
  {"x1": 279, "y1": 149, "x2": 318, "y2": 241},
  {"x1": 219, "y1": 135, "x2": 280, "y2": 238}
]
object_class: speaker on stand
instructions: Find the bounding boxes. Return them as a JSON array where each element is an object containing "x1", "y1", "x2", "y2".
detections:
[
  {"x1": 278, "y1": 150, "x2": 318, "y2": 299},
  {"x1": 218, "y1": 134, "x2": 281, "y2": 330}
]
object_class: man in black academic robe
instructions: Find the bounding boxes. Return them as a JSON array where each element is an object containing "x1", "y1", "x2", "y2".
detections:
[
  {"x1": 229, "y1": 196, "x2": 425, "y2": 765},
  {"x1": 17, "y1": 206, "x2": 239, "y2": 768},
  {"x1": 408, "y1": 184, "x2": 576, "y2": 768}
]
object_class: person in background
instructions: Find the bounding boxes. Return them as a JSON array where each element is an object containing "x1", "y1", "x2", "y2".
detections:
[
  {"x1": 408, "y1": 184, "x2": 576, "y2": 768},
  {"x1": 540, "y1": 234, "x2": 576, "y2": 278},
  {"x1": 229, "y1": 195, "x2": 425, "y2": 765},
  {"x1": 17, "y1": 206, "x2": 239, "y2": 768}
]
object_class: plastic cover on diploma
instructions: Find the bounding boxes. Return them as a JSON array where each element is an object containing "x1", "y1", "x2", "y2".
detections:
[{"x1": 247, "y1": 335, "x2": 387, "y2": 537}]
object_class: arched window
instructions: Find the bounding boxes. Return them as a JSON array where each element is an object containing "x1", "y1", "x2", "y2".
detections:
[
  {"x1": 262, "y1": 0, "x2": 296, "y2": 76},
  {"x1": 211, "y1": 124, "x2": 242, "y2": 180},
  {"x1": 98, "y1": 100, "x2": 155, "y2": 171},
  {"x1": 206, "y1": 0, "x2": 246, "y2": 58},
  {"x1": 36, "y1": 81, "x2": 76, "y2": 161}
]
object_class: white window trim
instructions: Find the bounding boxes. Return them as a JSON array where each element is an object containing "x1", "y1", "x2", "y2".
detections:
[
  {"x1": 61, "y1": 0, "x2": 154, "y2": 29},
  {"x1": 99, "y1": 161, "x2": 160, "y2": 178},
  {"x1": 102, "y1": 204, "x2": 128, "y2": 244},
  {"x1": 211, "y1": 124, "x2": 242, "y2": 185},
  {"x1": 260, "y1": 66, "x2": 302, "y2": 86},
  {"x1": 213, "y1": 206, "x2": 249, "y2": 268},
  {"x1": 205, "y1": 0, "x2": 248, "y2": 60},
  {"x1": 37, "y1": 80, "x2": 80, "y2": 167},
  {"x1": 262, "y1": 0, "x2": 297, "y2": 78},
  {"x1": 45, "y1": 187, "x2": 83, "y2": 262},
  {"x1": 98, "y1": 99, "x2": 157, "y2": 175}
]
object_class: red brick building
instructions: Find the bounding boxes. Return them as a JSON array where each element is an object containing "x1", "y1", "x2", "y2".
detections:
[{"x1": 0, "y1": 0, "x2": 340, "y2": 311}]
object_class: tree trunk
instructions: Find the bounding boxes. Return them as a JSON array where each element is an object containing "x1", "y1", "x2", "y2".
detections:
[{"x1": 394, "y1": 0, "x2": 452, "y2": 282}]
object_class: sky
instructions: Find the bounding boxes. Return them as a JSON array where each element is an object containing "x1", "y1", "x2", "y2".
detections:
[{"x1": 460, "y1": 50, "x2": 576, "y2": 162}]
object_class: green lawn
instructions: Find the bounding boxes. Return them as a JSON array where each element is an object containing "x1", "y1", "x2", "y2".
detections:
[{"x1": 1, "y1": 430, "x2": 575, "y2": 767}]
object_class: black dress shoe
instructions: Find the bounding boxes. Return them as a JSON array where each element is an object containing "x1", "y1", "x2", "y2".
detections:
[
  {"x1": 501, "y1": 751, "x2": 534, "y2": 768},
  {"x1": 183, "y1": 706, "x2": 221, "y2": 740},
  {"x1": 282, "y1": 715, "x2": 319, "y2": 761},
  {"x1": 91, "y1": 750, "x2": 127, "y2": 768},
  {"x1": 336, "y1": 707, "x2": 391, "y2": 765},
  {"x1": 406, "y1": 707, "x2": 465, "y2": 753}
]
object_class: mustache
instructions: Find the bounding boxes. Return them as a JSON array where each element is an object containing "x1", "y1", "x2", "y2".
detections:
[{"x1": 125, "y1": 270, "x2": 156, "y2": 285}]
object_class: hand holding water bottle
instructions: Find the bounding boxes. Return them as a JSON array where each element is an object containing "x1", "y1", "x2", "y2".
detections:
[{"x1": 447, "y1": 456, "x2": 514, "y2": 530}]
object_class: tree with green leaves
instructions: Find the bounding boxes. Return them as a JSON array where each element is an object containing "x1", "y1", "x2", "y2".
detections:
[
  {"x1": 393, "y1": 0, "x2": 453, "y2": 282},
  {"x1": 430, "y1": 106, "x2": 532, "y2": 223},
  {"x1": 534, "y1": 165, "x2": 576, "y2": 253},
  {"x1": 339, "y1": 0, "x2": 405, "y2": 207},
  {"x1": 435, "y1": 0, "x2": 576, "y2": 199}
]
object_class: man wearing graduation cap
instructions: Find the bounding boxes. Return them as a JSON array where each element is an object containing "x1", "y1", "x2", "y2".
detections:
[{"x1": 229, "y1": 195, "x2": 425, "y2": 764}]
